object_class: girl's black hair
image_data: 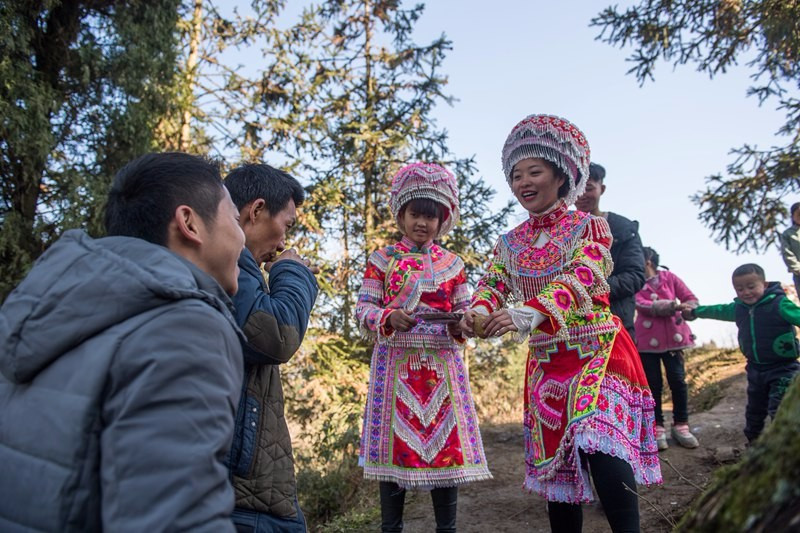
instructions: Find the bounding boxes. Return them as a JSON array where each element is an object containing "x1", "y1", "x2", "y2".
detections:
[
  {"x1": 643, "y1": 246, "x2": 668, "y2": 270},
  {"x1": 399, "y1": 197, "x2": 446, "y2": 223}
]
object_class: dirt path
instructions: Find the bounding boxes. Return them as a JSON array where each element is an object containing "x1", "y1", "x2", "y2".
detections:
[{"x1": 402, "y1": 353, "x2": 748, "y2": 532}]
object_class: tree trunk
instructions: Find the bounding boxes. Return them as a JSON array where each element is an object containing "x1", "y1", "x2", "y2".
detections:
[
  {"x1": 361, "y1": 0, "x2": 376, "y2": 242},
  {"x1": 341, "y1": 208, "x2": 353, "y2": 340},
  {"x1": 677, "y1": 376, "x2": 800, "y2": 531},
  {"x1": 180, "y1": 0, "x2": 203, "y2": 151}
]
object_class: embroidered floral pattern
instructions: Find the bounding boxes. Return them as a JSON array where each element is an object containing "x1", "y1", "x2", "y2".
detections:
[
  {"x1": 553, "y1": 289, "x2": 572, "y2": 309},
  {"x1": 524, "y1": 375, "x2": 661, "y2": 503},
  {"x1": 574, "y1": 265, "x2": 594, "y2": 286},
  {"x1": 356, "y1": 238, "x2": 491, "y2": 487},
  {"x1": 468, "y1": 207, "x2": 660, "y2": 502}
]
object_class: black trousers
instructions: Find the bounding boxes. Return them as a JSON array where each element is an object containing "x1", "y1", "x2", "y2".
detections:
[
  {"x1": 744, "y1": 361, "x2": 800, "y2": 442},
  {"x1": 379, "y1": 482, "x2": 458, "y2": 532},
  {"x1": 546, "y1": 453, "x2": 640, "y2": 533},
  {"x1": 640, "y1": 350, "x2": 689, "y2": 426}
]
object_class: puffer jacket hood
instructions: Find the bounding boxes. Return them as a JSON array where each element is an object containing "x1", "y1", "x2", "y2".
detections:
[{"x1": 0, "y1": 229, "x2": 237, "y2": 384}]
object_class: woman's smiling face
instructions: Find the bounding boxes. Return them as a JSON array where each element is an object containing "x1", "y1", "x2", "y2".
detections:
[{"x1": 510, "y1": 158, "x2": 565, "y2": 214}]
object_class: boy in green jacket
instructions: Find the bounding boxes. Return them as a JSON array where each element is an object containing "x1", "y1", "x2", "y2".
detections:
[{"x1": 685, "y1": 263, "x2": 800, "y2": 443}]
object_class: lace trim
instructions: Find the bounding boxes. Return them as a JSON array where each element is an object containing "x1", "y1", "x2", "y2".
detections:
[
  {"x1": 393, "y1": 407, "x2": 456, "y2": 464},
  {"x1": 396, "y1": 378, "x2": 450, "y2": 427}
]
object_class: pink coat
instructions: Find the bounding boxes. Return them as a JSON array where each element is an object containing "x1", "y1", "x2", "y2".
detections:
[{"x1": 634, "y1": 270, "x2": 698, "y2": 353}]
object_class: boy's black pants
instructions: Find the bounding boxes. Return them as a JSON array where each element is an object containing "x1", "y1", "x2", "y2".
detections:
[{"x1": 744, "y1": 361, "x2": 800, "y2": 442}]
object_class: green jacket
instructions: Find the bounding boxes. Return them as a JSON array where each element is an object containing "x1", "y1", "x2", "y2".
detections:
[
  {"x1": 780, "y1": 225, "x2": 800, "y2": 276},
  {"x1": 693, "y1": 282, "x2": 800, "y2": 366}
]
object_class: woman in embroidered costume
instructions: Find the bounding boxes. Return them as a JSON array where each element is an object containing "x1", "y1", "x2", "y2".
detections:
[
  {"x1": 460, "y1": 115, "x2": 661, "y2": 532},
  {"x1": 355, "y1": 163, "x2": 491, "y2": 533}
]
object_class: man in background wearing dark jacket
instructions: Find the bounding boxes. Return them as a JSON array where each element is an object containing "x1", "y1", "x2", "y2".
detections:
[
  {"x1": 224, "y1": 164, "x2": 319, "y2": 533},
  {"x1": 576, "y1": 162, "x2": 646, "y2": 340},
  {"x1": 0, "y1": 153, "x2": 246, "y2": 532}
]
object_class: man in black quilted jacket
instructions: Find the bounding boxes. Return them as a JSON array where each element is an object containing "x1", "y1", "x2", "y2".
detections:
[
  {"x1": 224, "y1": 164, "x2": 319, "y2": 533},
  {"x1": 576, "y1": 162, "x2": 646, "y2": 340}
]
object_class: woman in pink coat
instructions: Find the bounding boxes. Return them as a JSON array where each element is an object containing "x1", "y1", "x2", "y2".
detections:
[{"x1": 634, "y1": 247, "x2": 699, "y2": 451}]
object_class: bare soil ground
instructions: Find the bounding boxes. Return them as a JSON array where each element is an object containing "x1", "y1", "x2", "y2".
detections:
[{"x1": 401, "y1": 348, "x2": 748, "y2": 532}]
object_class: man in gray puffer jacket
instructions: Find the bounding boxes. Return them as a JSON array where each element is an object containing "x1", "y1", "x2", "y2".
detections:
[{"x1": 0, "y1": 153, "x2": 246, "y2": 532}]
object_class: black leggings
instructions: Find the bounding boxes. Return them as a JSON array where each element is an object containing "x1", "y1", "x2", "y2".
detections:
[
  {"x1": 546, "y1": 452, "x2": 640, "y2": 533},
  {"x1": 640, "y1": 350, "x2": 689, "y2": 425},
  {"x1": 379, "y1": 481, "x2": 458, "y2": 532}
]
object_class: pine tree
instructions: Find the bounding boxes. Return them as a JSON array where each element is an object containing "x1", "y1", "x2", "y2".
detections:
[
  {"x1": 251, "y1": 0, "x2": 513, "y2": 345},
  {"x1": 154, "y1": 0, "x2": 288, "y2": 156},
  {"x1": 0, "y1": 0, "x2": 181, "y2": 300},
  {"x1": 592, "y1": 0, "x2": 800, "y2": 253}
]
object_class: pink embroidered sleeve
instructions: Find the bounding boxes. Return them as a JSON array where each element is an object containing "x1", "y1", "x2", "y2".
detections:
[
  {"x1": 450, "y1": 268, "x2": 470, "y2": 343},
  {"x1": 527, "y1": 216, "x2": 614, "y2": 339},
  {"x1": 471, "y1": 247, "x2": 512, "y2": 313},
  {"x1": 451, "y1": 268, "x2": 470, "y2": 312},
  {"x1": 355, "y1": 255, "x2": 394, "y2": 338}
]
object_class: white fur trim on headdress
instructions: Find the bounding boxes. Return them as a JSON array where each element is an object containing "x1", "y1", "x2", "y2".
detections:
[
  {"x1": 390, "y1": 162, "x2": 460, "y2": 237},
  {"x1": 501, "y1": 114, "x2": 591, "y2": 206}
]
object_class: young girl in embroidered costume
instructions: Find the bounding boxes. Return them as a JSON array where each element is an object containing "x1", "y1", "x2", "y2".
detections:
[
  {"x1": 355, "y1": 163, "x2": 491, "y2": 533},
  {"x1": 460, "y1": 115, "x2": 661, "y2": 532}
]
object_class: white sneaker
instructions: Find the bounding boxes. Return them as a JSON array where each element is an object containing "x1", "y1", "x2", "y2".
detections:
[
  {"x1": 671, "y1": 423, "x2": 699, "y2": 449},
  {"x1": 655, "y1": 425, "x2": 668, "y2": 451}
]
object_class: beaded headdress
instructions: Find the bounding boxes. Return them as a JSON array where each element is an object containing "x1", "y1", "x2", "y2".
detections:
[
  {"x1": 501, "y1": 114, "x2": 591, "y2": 206},
  {"x1": 390, "y1": 162, "x2": 460, "y2": 237}
]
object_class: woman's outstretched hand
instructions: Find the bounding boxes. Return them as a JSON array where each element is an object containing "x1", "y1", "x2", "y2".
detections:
[{"x1": 482, "y1": 309, "x2": 519, "y2": 338}]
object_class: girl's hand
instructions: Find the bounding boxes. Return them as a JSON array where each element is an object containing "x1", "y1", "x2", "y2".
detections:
[
  {"x1": 388, "y1": 309, "x2": 417, "y2": 332},
  {"x1": 652, "y1": 299, "x2": 678, "y2": 316},
  {"x1": 448, "y1": 319, "x2": 464, "y2": 337},
  {"x1": 460, "y1": 309, "x2": 478, "y2": 337},
  {"x1": 482, "y1": 309, "x2": 519, "y2": 338}
]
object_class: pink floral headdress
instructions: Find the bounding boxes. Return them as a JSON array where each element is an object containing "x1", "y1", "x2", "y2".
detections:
[
  {"x1": 501, "y1": 114, "x2": 590, "y2": 206},
  {"x1": 390, "y1": 162, "x2": 460, "y2": 237}
]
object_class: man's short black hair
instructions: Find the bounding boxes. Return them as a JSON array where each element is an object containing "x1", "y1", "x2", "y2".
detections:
[
  {"x1": 732, "y1": 263, "x2": 766, "y2": 281},
  {"x1": 589, "y1": 162, "x2": 606, "y2": 182},
  {"x1": 224, "y1": 163, "x2": 305, "y2": 215},
  {"x1": 791, "y1": 202, "x2": 800, "y2": 218},
  {"x1": 104, "y1": 152, "x2": 225, "y2": 246}
]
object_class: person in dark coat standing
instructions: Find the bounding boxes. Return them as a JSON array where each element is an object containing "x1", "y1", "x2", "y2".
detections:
[
  {"x1": 224, "y1": 164, "x2": 319, "y2": 533},
  {"x1": 576, "y1": 162, "x2": 646, "y2": 340},
  {"x1": 0, "y1": 153, "x2": 246, "y2": 532}
]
